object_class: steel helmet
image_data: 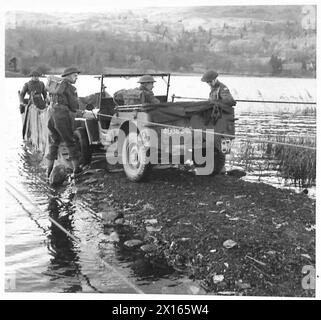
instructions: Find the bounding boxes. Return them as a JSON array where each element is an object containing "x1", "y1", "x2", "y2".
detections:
[
  {"x1": 201, "y1": 70, "x2": 218, "y2": 82},
  {"x1": 62, "y1": 66, "x2": 81, "y2": 77},
  {"x1": 138, "y1": 75, "x2": 156, "y2": 83}
]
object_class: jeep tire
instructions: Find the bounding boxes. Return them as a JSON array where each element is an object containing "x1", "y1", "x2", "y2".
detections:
[
  {"x1": 74, "y1": 127, "x2": 92, "y2": 166},
  {"x1": 122, "y1": 132, "x2": 151, "y2": 182}
]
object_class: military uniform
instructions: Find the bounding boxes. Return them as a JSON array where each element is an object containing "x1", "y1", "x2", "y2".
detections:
[
  {"x1": 46, "y1": 79, "x2": 80, "y2": 161},
  {"x1": 209, "y1": 81, "x2": 235, "y2": 107},
  {"x1": 20, "y1": 80, "x2": 47, "y2": 100},
  {"x1": 136, "y1": 75, "x2": 160, "y2": 104},
  {"x1": 20, "y1": 79, "x2": 47, "y2": 109},
  {"x1": 201, "y1": 70, "x2": 236, "y2": 175},
  {"x1": 139, "y1": 85, "x2": 160, "y2": 104}
]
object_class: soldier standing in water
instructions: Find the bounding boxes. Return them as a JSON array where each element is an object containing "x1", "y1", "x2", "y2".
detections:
[
  {"x1": 20, "y1": 70, "x2": 47, "y2": 112},
  {"x1": 46, "y1": 67, "x2": 82, "y2": 180}
]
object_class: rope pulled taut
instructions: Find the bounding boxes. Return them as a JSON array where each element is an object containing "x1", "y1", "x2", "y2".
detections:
[
  {"x1": 96, "y1": 113, "x2": 316, "y2": 151},
  {"x1": 171, "y1": 95, "x2": 317, "y2": 105}
]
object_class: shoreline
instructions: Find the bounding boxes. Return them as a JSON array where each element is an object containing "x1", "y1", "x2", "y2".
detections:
[
  {"x1": 72, "y1": 160, "x2": 315, "y2": 296},
  {"x1": 5, "y1": 70, "x2": 316, "y2": 80}
]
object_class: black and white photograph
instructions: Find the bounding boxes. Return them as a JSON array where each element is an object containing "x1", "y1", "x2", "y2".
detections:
[{"x1": 2, "y1": 0, "x2": 318, "y2": 299}]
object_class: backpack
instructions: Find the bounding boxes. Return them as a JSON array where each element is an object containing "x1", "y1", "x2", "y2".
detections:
[
  {"x1": 45, "y1": 76, "x2": 67, "y2": 95},
  {"x1": 31, "y1": 93, "x2": 46, "y2": 110},
  {"x1": 113, "y1": 88, "x2": 142, "y2": 105},
  {"x1": 25, "y1": 81, "x2": 47, "y2": 109}
]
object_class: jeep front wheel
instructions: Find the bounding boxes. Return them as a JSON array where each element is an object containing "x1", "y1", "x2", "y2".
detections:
[
  {"x1": 122, "y1": 132, "x2": 151, "y2": 182},
  {"x1": 74, "y1": 127, "x2": 92, "y2": 166}
]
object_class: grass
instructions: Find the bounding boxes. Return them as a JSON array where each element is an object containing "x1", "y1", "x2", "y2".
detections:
[
  {"x1": 230, "y1": 134, "x2": 316, "y2": 188},
  {"x1": 237, "y1": 105, "x2": 316, "y2": 117},
  {"x1": 295, "y1": 106, "x2": 316, "y2": 116},
  {"x1": 272, "y1": 135, "x2": 316, "y2": 187},
  {"x1": 272, "y1": 106, "x2": 316, "y2": 117}
]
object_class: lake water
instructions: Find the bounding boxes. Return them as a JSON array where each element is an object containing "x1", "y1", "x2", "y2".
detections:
[{"x1": 3, "y1": 75, "x2": 316, "y2": 293}]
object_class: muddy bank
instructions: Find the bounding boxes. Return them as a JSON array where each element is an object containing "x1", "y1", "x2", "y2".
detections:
[{"x1": 72, "y1": 161, "x2": 315, "y2": 297}]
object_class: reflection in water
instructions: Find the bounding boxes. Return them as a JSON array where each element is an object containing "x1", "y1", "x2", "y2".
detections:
[
  {"x1": 46, "y1": 196, "x2": 102, "y2": 293},
  {"x1": 46, "y1": 197, "x2": 83, "y2": 292},
  {"x1": 19, "y1": 144, "x2": 45, "y2": 174}
]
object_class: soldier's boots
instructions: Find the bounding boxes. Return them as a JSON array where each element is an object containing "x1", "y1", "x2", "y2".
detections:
[{"x1": 47, "y1": 159, "x2": 83, "y2": 181}]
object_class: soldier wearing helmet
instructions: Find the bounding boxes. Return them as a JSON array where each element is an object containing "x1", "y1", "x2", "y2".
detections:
[
  {"x1": 201, "y1": 70, "x2": 235, "y2": 106},
  {"x1": 137, "y1": 75, "x2": 160, "y2": 104},
  {"x1": 46, "y1": 66, "x2": 82, "y2": 181},
  {"x1": 20, "y1": 70, "x2": 47, "y2": 111}
]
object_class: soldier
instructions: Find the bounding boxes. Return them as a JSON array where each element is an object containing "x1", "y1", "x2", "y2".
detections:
[
  {"x1": 201, "y1": 70, "x2": 236, "y2": 174},
  {"x1": 201, "y1": 70, "x2": 235, "y2": 107},
  {"x1": 20, "y1": 70, "x2": 47, "y2": 112},
  {"x1": 46, "y1": 67, "x2": 82, "y2": 180},
  {"x1": 137, "y1": 75, "x2": 160, "y2": 104}
]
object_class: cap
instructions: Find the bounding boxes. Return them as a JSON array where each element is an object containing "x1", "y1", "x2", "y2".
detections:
[{"x1": 201, "y1": 70, "x2": 218, "y2": 82}]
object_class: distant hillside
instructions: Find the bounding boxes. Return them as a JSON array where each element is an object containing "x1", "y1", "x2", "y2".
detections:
[
  {"x1": 4, "y1": 6, "x2": 306, "y2": 30},
  {"x1": 5, "y1": 6, "x2": 316, "y2": 77}
]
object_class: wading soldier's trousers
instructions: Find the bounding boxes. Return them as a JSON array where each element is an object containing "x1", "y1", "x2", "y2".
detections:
[{"x1": 46, "y1": 104, "x2": 79, "y2": 161}]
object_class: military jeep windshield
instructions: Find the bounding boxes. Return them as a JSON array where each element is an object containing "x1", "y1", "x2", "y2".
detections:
[{"x1": 99, "y1": 72, "x2": 170, "y2": 104}]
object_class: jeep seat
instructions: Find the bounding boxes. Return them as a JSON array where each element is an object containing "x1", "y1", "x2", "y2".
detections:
[{"x1": 99, "y1": 97, "x2": 116, "y2": 129}]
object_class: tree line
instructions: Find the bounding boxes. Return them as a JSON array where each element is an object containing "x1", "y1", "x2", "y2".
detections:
[{"x1": 5, "y1": 23, "x2": 316, "y2": 77}]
